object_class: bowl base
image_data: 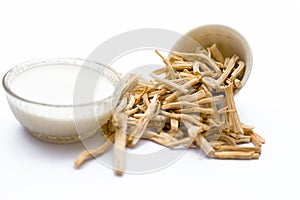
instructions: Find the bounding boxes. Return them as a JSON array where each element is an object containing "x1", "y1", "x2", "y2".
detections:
[{"x1": 28, "y1": 129, "x2": 96, "y2": 144}]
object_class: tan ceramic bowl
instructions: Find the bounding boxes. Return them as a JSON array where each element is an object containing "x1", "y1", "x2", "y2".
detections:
[{"x1": 172, "y1": 24, "x2": 253, "y2": 93}]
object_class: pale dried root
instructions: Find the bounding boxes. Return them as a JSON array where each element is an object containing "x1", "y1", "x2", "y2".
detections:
[
  {"x1": 142, "y1": 130, "x2": 177, "y2": 146},
  {"x1": 207, "y1": 43, "x2": 225, "y2": 63},
  {"x1": 74, "y1": 134, "x2": 115, "y2": 169},
  {"x1": 113, "y1": 112, "x2": 128, "y2": 176},
  {"x1": 211, "y1": 151, "x2": 259, "y2": 160},
  {"x1": 215, "y1": 145, "x2": 261, "y2": 153},
  {"x1": 224, "y1": 83, "x2": 244, "y2": 134}
]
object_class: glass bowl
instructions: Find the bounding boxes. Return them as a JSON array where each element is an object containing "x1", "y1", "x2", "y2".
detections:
[{"x1": 3, "y1": 58, "x2": 121, "y2": 143}]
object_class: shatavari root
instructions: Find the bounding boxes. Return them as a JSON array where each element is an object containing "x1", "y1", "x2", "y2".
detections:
[{"x1": 75, "y1": 44, "x2": 265, "y2": 175}]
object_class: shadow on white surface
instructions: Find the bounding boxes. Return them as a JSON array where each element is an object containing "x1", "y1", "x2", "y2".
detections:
[{"x1": 16, "y1": 125, "x2": 85, "y2": 160}]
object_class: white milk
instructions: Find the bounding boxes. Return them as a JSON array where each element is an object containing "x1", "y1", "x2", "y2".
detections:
[
  {"x1": 11, "y1": 65, "x2": 115, "y2": 105},
  {"x1": 10, "y1": 64, "x2": 116, "y2": 143}
]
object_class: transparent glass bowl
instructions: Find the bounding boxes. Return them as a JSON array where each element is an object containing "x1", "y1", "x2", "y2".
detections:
[{"x1": 3, "y1": 58, "x2": 121, "y2": 143}]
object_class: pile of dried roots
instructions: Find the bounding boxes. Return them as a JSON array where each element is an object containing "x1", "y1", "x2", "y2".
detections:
[{"x1": 75, "y1": 44, "x2": 265, "y2": 176}]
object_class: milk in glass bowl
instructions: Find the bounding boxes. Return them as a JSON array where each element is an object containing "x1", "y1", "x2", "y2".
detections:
[{"x1": 2, "y1": 58, "x2": 121, "y2": 143}]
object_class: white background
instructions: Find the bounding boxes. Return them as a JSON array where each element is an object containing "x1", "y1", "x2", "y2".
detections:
[{"x1": 1, "y1": 0, "x2": 300, "y2": 199}]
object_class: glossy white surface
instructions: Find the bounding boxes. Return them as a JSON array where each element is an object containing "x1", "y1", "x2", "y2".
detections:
[
  {"x1": 11, "y1": 65, "x2": 114, "y2": 105},
  {"x1": 0, "y1": 1, "x2": 299, "y2": 200}
]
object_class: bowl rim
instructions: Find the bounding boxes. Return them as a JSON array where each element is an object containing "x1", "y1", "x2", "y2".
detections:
[{"x1": 2, "y1": 58, "x2": 122, "y2": 108}]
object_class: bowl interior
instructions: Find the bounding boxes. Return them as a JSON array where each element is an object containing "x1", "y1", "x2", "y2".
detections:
[
  {"x1": 3, "y1": 58, "x2": 121, "y2": 106},
  {"x1": 186, "y1": 25, "x2": 252, "y2": 65},
  {"x1": 172, "y1": 24, "x2": 253, "y2": 91}
]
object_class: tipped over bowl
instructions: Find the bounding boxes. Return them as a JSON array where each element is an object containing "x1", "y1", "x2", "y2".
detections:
[{"x1": 172, "y1": 24, "x2": 253, "y2": 93}]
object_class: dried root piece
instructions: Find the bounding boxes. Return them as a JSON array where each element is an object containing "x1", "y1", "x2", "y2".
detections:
[
  {"x1": 206, "y1": 134, "x2": 236, "y2": 146},
  {"x1": 113, "y1": 106, "x2": 128, "y2": 176},
  {"x1": 234, "y1": 79, "x2": 242, "y2": 89},
  {"x1": 207, "y1": 43, "x2": 225, "y2": 63},
  {"x1": 178, "y1": 90, "x2": 206, "y2": 102},
  {"x1": 224, "y1": 83, "x2": 244, "y2": 134},
  {"x1": 211, "y1": 151, "x2": 259, "y2": 159},
  {"x1": 168, "y1": 137, "x2": 193, "y2": 148},
  {"x1": 219, "y1": 55, "x2": 239, "y2": 83},
  {"x1": 163, "y1": 77, "x2": 200, "y2": 103},
  {"x1": 246, "y1": 129, "x2": 265, "y2": 147},
  {"x1": 229, "y1": 61, "x2": 245, "y2": 82},
  {"x1": 142, "y1": 130, "x2": 177, "y2": 145},
  {"x1": 155, "y1": 50, "x2": 176, "y2": 79},
  {"x1": 74, "y1": 133, "x2": 115, "y2": 169},
  {"x1": 162, "y1": 101, "x2": 198, "y2": 110},
  {"x1": 172, "y1": 62, "x2": 193, "y2": 70},
  {"x1": 179, "y1": 107, "x2": 214, "y2": 115},
  {"x1": 150, "y1": 73, "x2": 188, "y2": 94},
  {"x1": 194, "y1": 134, "x2": 214, "y2": 155},
  {"x1": 216, "y1": 145, "x2": 261, "y2": 153}
]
